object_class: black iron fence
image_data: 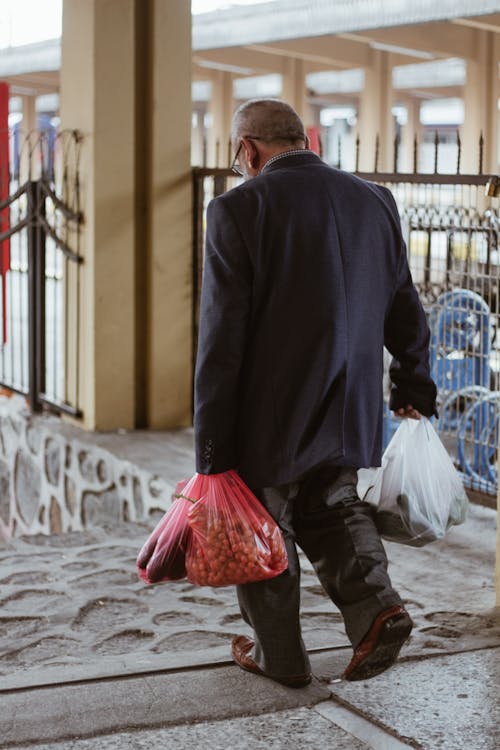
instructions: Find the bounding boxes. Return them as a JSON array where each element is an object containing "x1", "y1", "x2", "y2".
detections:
[
  {"x1": 369, "y1": 171, "x2": 500, "y2": 499},
  {"x1": 192, "y1": 141, "x2": 500, "y2": 500},
  {"x1": 0, "y1": 128, "x2": 83, "y2": 416},
  {"x1": 3, "y1": 125, "x2": 497, "y2": 497}
]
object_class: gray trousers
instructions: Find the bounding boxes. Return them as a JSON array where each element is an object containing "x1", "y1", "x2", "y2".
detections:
[{"x1": 237, "y1": 465, "x2": 403, "y2": 678}]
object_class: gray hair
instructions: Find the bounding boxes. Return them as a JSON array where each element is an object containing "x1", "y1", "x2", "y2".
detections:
[{"x1": 231, "y1": 98, "x2": 306, "y2": 147}]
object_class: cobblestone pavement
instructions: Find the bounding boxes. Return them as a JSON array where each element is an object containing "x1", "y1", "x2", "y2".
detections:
[
  {"x1": 5, "y1": 706, "x2": 374, "y2": 750},
  {"x1": 0, "y1": 502, "x2": 498, "y2": 691}
]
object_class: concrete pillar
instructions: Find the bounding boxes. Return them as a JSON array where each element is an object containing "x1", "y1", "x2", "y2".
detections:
[
  {"x1": 21, "y1": 95, "x2": 37, "y2": 132},
  {"x1": 401, "y1": 96, "x2": 421, "y2": 173},
  {"x1": 307, "y1": 103, "x2": 321, "y2": 128},
  {"x1": 19, "y1": 95, "x2": 37, "y2": 181},
  {"x1": 281, "y1": 57, "x2": 314, "y2": 127},
  {"x1": 60, "y1": 0, "x2": 136, "y2": 430},
  {"x1": 462, "y1": 30, "x2": 500, "y2": 174},
  {"x1": 191, "y1": 106, "x2": 205, "y2": 166},
  {"x1": 357, "y1": 50, "x2": 394, "y2": 172},
  {"x1": 60, "y1": 0, "x2": 192, "y2": 431},
  {"x1": 147, "y1": 0, "x2": 192, "y2": 429},
  {"x1": 208, "y1": 71, "x2": 233, "y2": 167}
]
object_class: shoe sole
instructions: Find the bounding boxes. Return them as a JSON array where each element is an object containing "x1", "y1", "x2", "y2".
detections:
[{"x1": 344, "y1": 614, "x2": 413, "y2": 681}]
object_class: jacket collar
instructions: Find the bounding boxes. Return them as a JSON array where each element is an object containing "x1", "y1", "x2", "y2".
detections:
[{"x1": 261, "y1": 149, "x2": 323, "y2": 174}]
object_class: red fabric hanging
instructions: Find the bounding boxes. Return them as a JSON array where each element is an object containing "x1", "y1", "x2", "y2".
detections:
[
  {"x1": 0, "y1": 82, "x2": 10, "y2": 345},
  {"x1": 306, "y1": 126, "x2": 322, "y2": 157}
]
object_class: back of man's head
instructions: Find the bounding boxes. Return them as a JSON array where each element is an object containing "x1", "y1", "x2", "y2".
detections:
[{"x1": 231, "y1": 99, "x2": 306, "y2": 148}]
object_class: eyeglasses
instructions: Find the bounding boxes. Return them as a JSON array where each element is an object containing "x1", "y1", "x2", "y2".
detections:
[
  {"x1": 230, "y1": 133, "x2": 307, "y2": 176},
  {"x1": 230, "y1": 141, "x2": 244, "y2": 176},
  {"x1": 230, "y1": 136, "x2": 263, "y2": 176}
]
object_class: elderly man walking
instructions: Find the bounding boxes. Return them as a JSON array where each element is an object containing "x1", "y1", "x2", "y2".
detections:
[{"x1": 194, "y1": 98, "x2": 437, "y2": 687}]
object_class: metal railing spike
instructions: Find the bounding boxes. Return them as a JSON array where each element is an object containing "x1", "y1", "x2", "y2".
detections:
[{"x1": 393, "y1": 132, "x2": 400, "y2": 174}]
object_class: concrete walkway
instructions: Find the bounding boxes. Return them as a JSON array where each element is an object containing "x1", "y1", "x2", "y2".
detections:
[{"x1": 1, "y1": 489, "x2": 499, "y2": 749}]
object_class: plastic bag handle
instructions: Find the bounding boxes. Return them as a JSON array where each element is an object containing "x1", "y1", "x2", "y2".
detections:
[{"x1": 173, "y1": 493, "x2": 197, "y2": 503}]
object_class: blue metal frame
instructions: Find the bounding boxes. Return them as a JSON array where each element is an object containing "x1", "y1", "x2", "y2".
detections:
[{"x1": 383, "y1": 289, "x2": 499, "y2": 496}]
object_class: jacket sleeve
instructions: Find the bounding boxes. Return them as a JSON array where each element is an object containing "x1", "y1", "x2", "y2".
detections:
[
  {"x1": 194, "y1": 196, "x2": 252, "y2": 474},
  {"x1": 382, "y1": 191, "x2": 438, "y2": 417}
]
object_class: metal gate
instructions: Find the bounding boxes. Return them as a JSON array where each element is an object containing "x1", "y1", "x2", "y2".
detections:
[
  {"x1": 192, "y1": 141, "x2": 500, "y2": 499},
  {"x1": 362, "y1": 170, "x2": 500, "y2": 498},
  {"x1": 0, "y1": 128, "x2": 83, "y2": 416}
]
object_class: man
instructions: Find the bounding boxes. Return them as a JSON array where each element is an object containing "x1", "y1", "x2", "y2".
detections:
[{"x1": 194, "y1": 99, "x2": 437, "y2": 687}]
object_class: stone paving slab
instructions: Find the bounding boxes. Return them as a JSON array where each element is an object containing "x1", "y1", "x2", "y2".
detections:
[
  {"x1": 0, "y1": 502, "x2": 498, "y2": 750},
  {"x1": 1, "y1": 649, "x2": 414, "y2": 750},
  {"x1": 330, "y1": 648, "x2": 500, "y2": 750},
  {"x1": 0, "y1": 503, "x2": 498, "y2": 693},
  {"x1": 1, "y1": 503, "x2": 498, "y2": 689},
  {"x1": 2, "y1": 705, "x2": 370, "y2": 750},
  {"x1": 0, "y1": 522, "x2": 350, "y2": 690},
  {"x1": 0, "y1": 659, "x2": 332, "y2": 748}
]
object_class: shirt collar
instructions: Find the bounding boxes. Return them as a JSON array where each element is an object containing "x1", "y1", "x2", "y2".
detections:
[{"x1": 260, "y1": 149, "x2": 318, "y2": 174}]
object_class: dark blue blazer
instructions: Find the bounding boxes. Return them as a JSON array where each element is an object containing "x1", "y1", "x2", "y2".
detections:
[{"x1": 194, "y1": 151, "x2": 437, "y2": 487}]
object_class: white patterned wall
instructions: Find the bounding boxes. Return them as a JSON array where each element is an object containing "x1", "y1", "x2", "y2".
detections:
[{"x1": 0, "y1": 397, "x2": 173, "y2": 540}]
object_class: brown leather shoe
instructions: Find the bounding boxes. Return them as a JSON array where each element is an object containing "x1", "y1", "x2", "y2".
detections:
[
  {"x1": 231, "y1": 636, "x2": 312, "y2": 688},
  {"x1": 343, "y1": 605, "x2": 413, "y2": 681}
]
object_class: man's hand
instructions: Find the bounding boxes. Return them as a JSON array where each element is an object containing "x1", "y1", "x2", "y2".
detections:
[{"x1": 394, "y1": 404, "x2": 421, "y2": 420}]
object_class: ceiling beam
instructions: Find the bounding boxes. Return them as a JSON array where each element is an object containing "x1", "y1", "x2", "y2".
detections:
[
  {"x1": 400, "y1": 86, "x2": 462, "y2": 99},
  {"x1": 250, "y1": 36, "x2": 372, "y2": 69},
  {"x1": 248, "y1": 35, "x2": 443, "y2": 72},
  {"x1": 194, "y1": 42, "x2": 359, "y2": 77},
  {"x1": 308, "y1": 92, "x2": 359, "y2": 106},
  {"x1": 192, "y1": 64, "x2": 219, "y2": 82},
  {"x1": 2, "y1": 72, "x2": 59, "y2": 96},
  {"x1": 193, "y1": 46, "x2": 282, "y2": 76},
  {"x1": 452, "y1": 14, "x2": 500, "y2": 34},
  {"x1": 347, "y1": 22, "x2": 477, "y2": 59}
]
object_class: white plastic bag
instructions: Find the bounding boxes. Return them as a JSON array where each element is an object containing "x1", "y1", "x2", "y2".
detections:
[{"x1": 358, "y1": 418, "x2": 468, "y2": 547}]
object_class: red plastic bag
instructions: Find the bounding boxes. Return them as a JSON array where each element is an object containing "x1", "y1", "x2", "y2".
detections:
[
  {"x1": 185, "y1": 470, "x2": 288, "y2": 587},
  {"x1": 136, "y1": 479, "x2": 193, "y2": 584}
]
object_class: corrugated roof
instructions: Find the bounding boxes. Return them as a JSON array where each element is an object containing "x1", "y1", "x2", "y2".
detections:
[
  {"x1": 193, "y1": 0, "x2": 500, "y2": 49},
  {"x1": 1, "y1": 1, "x2": 499, "y2": 80}
]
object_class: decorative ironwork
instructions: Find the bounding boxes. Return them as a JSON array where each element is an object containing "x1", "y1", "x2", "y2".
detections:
[
  {"x1": 393, "y1": 132, "x2": 399, "y2": 174},
  {"x1": 192, "y1": 131, "x2": 500, "y2": 500},
  {"x1": 0, "y1": 128, "x2": 83, "y2": 417},
  {"x1": 433, "y1": 130, "x2": 439, "y2": 174},
  {"x1": 373, "y1": 177, "x2": 499, "y2": 499},
  {"x1": 456, "y1": 130, "x2": 461, "y2": 175}
]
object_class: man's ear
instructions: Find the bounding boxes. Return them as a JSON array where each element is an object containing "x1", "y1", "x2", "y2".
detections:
[
  {"x1": 305, "y1": 134, "x2": 310, "y2": 149},
  {"x1": 241, "y1": 137, "x2": 259, "y2": 169}
]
